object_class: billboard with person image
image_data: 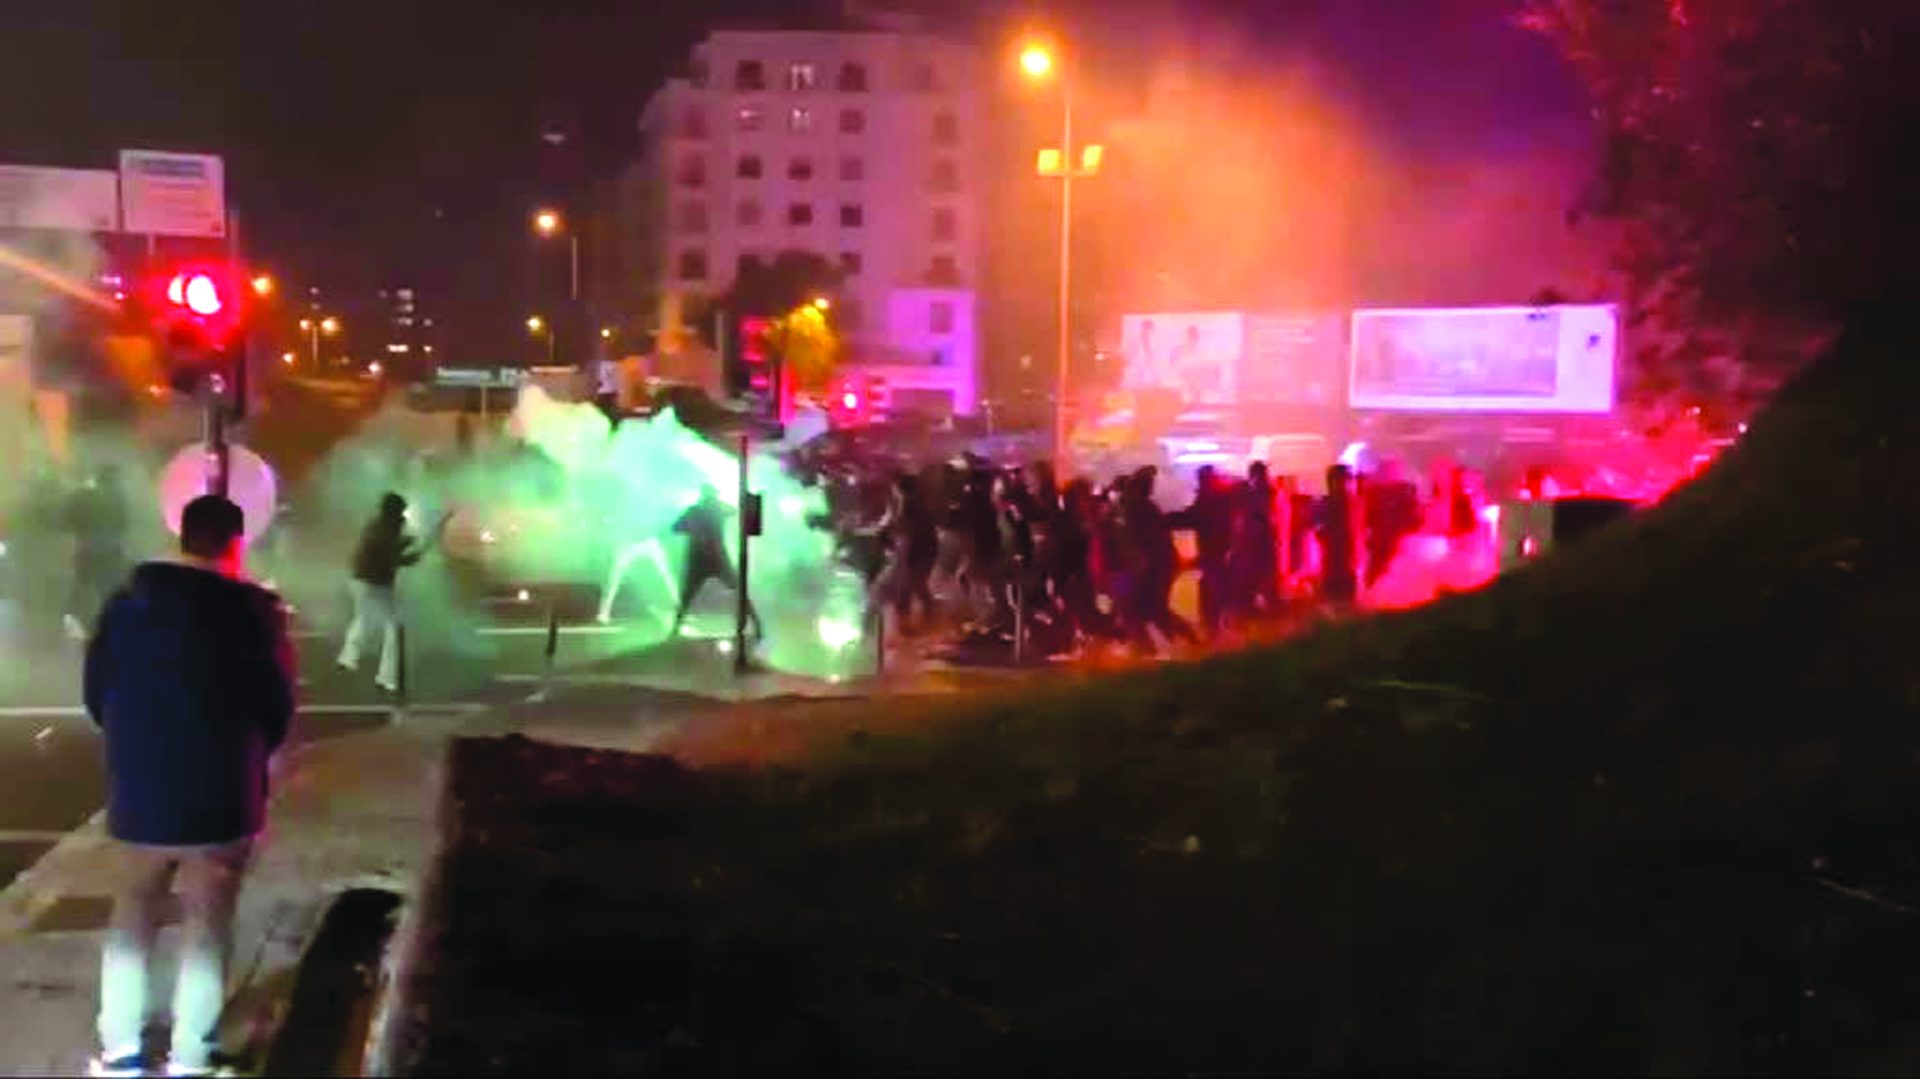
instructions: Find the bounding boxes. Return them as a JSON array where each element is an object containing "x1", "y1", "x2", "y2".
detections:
[{"x1": 1120, "y1": 312, "x2": 1247, "y2": 407}]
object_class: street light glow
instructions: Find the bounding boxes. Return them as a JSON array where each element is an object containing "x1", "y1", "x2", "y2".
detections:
[
  {"x1": 368, "y1": 361, "x2": 383, "y2": 376},
  {"x1": 527, "y1": 315, "x2": 546, "y2": 334},
  {"x1": 251, "y1": 274, "x2": 275, "y2": 297},
  {"x1": 811, "y1": 296, "x2": 831, "y2": 312},
  {"x1": 1020, "y1": 44, "x2": 1055, "y2": 79},
  {"x1": 281, "y1": 351, "x2": 295, "y2": 366},
  {"x1": 320, "y1": 316, "x2": 340, "y2": 335},
  {"x1": 600, "y1": 326, "x2": 614, "y2": 340},
  {"x1": 533, "y1": 208, "x2": 562, "y2": 236},
  {"x1": 298, "y1": 318, "x2": 312, "y2": 331}
]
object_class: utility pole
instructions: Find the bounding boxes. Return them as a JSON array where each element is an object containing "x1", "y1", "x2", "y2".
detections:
[{"x1": 733, "y1": 431, "x2": 751, "y2": 675}]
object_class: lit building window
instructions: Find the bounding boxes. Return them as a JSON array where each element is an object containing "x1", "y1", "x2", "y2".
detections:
[
  {"x1": 736, "y1": 106, "x2": 765, "y2": 132},
  {"x1": 787, "y1": 62, "x2": 817, "y2": 92},
  {"x1": 789, "y1": 106, "x2": 814, "y2": 134}
]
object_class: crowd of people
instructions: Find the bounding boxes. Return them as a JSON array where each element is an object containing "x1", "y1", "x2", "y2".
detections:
[{"x1": 822, "y1": 452, "x2": 1506, "y2": 660}]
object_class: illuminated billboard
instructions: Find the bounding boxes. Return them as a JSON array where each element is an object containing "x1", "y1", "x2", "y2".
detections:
[
  {"x1": 1119, "y1": 312, "x2": 1246, "y2": 407},
  {"x1": 1349, "y1": 304, "x2": 1617, "y2": 414}
]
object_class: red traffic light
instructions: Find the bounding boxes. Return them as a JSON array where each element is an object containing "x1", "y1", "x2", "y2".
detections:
[
  {"x1": 166, "y1": 271, "x2": 227, "y2": 316},
  {"x1": 148, "y1": 263, "x2": 245, "y2": 350}
]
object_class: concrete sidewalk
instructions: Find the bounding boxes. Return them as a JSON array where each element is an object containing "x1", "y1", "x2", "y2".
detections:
[
  {"x1": 0, "y1": 714, "x2": 458, "y2": 1077},
  {"x1": 0, "y1": 639, "x2": 1012, "y2": 1075}
]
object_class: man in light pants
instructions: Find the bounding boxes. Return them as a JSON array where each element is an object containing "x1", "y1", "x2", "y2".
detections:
[
  {"x1": 338, "y1": 492, "x2": 421, "y2": 692},
  {"x1": 84, "y1": 495, "x2": 297, "y2": 1077}
]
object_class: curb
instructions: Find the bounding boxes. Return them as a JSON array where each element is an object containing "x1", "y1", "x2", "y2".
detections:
[
  {"x1": 359, "y1": 738, "x2": 450, "y2": 1076},
  {"x1": 0, "y1": 809, "x2": 108, "y2": 939}
]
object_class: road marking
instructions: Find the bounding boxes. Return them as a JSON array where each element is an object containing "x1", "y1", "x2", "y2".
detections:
[
  {"x1": 476, "y1": 624, "x2": 627, "y2": 637},
  {"x1": 293, "y1": 625, "x2": 623, "y2": 640},
  {"x1": 0, "y1": 703, "x2": 490, "y2": 719},
  {"x1": 0, "y1": 831, "x2": 68, "y2": 844}
]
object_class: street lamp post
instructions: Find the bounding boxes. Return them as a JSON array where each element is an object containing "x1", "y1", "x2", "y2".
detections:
[
  {"x1": 528, "y1": 315, "x2": 554, "y2": 366},
  {"x1": 1022, "y1": 42, "x2": 1101, "y2": 470},
  {"x1": 533, "y1": 208, "x2": 580, "y2": 302},
  {"x1": 298, "y1": 316, "x2": 340, "y2": 370}
]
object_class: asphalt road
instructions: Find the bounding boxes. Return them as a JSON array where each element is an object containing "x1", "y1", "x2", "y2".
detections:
[{"x1": 0, "y1": 607, "x2": 750, "y2": 893}]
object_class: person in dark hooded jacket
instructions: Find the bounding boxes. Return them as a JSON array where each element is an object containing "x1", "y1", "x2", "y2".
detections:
[
  {"x1": 338, "y1": 492, "x2": 420, "y2": 692},
  {"x1": 83, "y1": 494, "x2": 295, "y2": 1078}
]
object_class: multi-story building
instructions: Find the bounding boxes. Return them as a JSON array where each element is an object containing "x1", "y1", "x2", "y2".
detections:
[
  {"x1": 613, "y1": 21, "x2": 983, "y2": 418},
  {"x1": 376, "y1": 286, "x2": 437, "y2": 381}
]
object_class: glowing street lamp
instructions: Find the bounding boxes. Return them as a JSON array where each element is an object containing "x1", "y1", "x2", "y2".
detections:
[
  {"x1": 599, "y1": 326, "x2": 614, "y2": 340},
  {"x1": 810, "y1": 296, "x2": 832, "y2": 312},
  {"x1": 250, "y1": 273, "x2": 275, "y2": 297},
  {"x1": 1020, "y1": 44, "x2": 1054, "y2": 79}
]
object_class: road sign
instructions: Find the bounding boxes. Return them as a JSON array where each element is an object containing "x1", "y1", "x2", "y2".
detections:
[
  {"x1": 0, "y1": 165, "x2": 119, "y2": 232},
  {"x1": 159, "y1": 442, "x2": 277, "y2": 546},
  {"x1": 119, "y1": 150, "x2": 226, "y2": 238},
  {"x1": 434, "y1": 367, "x2": 527, "y2": 389}
]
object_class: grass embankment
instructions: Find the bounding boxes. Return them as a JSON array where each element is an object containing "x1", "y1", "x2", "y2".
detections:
[{"x1": 401, "y1": 313, "x2": 1920, "y2": 1074}]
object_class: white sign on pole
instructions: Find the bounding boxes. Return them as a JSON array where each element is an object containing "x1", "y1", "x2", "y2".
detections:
[
  {"x1": 159, "y1": 442, "x2": 278, "y2": 547},
  {"x1": 0, "y1": 165, "x2": 120, "y2": 232},
  {"x1": 118, "y1": 150, "x2": 226, "y2": 238}
]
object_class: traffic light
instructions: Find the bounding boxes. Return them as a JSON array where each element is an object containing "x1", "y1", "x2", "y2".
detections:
[
  {"x1": 146, "y1": 263, "x2": 248, "y2": 402},
  {"x1": 831, "y1": 374, "x2": 871, "y2": 427},
  {"x1": 737, "y1": 315, "x2": 783, "y2": 422}
]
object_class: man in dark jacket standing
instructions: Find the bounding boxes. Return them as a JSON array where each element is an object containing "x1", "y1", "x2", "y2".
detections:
[{"x1": 84, "y1": 494, "x2": 296, "y2": 1078}]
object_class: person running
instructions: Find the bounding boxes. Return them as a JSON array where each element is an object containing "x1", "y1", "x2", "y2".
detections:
[
  {"x1": 670, "y1": 485, "x2": 763, "y2": 639},
  {"x1": 84, "y1": 494, "x2": 296, "y2": 1078},
  {"x1": 1121, "y1": 468, "x2": 1196, "y2": 653},
  {"x1": 338, "y1": 492, "x2": 420, "y2": 692},
  {"x1": 870, "y1": 473, "x2": 939, "y2": 635},
  {"x1": 1168, "y1": 464, "x2": 1239, "y2": 639}
]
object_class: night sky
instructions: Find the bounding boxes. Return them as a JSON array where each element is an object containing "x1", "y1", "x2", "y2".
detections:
[{"x1": 0, "y1": 0, "x2": 1584, "y2": 363}]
